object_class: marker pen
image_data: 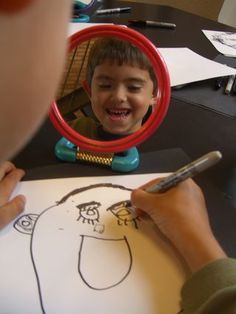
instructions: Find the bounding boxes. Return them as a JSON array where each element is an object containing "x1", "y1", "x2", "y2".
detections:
[
  {"x1": 145, "y1": 151, "x2": 222, "y2": 193},
  {"x1": 232, "y1": 76, "x2": 236, "y2": 94},
  {"x1": 128, "y1": 20, "x2": 176, "y2": 29},
  {"x1": 225, "y1": 75, "x2": 235, "y2": 95},
  {"x1": 126, "y1": 151, "x2": 222, "y2": 208},
  {"x1": 96, "y1": 7, "x2": 131, "y2": 15}
]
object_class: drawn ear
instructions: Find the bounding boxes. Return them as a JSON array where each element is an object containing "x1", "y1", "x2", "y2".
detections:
[{"x1": 14, "y1": 214, "x2": 38, "y2": 235}]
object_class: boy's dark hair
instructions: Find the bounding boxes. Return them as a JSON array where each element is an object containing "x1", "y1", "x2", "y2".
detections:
[{"x1": 86, "y1": 37, "x2": 157, "y2": 94}]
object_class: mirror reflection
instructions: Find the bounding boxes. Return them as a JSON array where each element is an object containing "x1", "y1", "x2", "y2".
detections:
[{"x1": 57, "y1": 36, "x2": 158, "y2": 141}]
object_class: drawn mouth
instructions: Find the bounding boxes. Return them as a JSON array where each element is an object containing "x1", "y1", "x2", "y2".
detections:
[
  {"x1": 106, "y1": 108, "x2": 131, "y2": 120},
  {"x1": 78, "y1": 235, "x2": 132, "y2": 290}
]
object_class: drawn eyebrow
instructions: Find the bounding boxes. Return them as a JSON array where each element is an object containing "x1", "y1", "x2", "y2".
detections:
[{"x1": 76, "y1": 201, "x2": 101, "y2": 210}]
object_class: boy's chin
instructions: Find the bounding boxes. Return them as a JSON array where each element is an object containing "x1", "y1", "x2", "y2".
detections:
[
  {"x1": 103, "y1": 120, "x2": 142, "y2": 136},
  {"x1": 98, "y1": 126, "x2": 130, "y2": 141},
  {"x1": 108, "y1": 126, "x2": 141, "y2": 135},
  {"x1": 105, "y1": 126, "x2": 134, "y2": 136}
]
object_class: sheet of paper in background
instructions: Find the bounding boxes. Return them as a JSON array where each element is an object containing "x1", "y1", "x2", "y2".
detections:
[
  {"x1": 0, "y1": 173, "x2": 187, "y2": 314},
  {"x1": 159, "y1": 47, "x2": 236, "y2": 87},
  {"x1": 202, "y1": 30, "x2": 236, "y2": 57},
  {"x1": 68, "y1": 22, "x2": 114, "y2": 37}
]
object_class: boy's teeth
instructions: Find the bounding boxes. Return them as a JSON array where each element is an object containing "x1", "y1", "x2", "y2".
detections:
[{"x1": 107, "y1": 109, "x2": 130, "y2": 116}]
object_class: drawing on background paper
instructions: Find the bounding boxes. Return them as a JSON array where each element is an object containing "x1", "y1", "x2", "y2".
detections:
[
  {"x1": 13, "y1": 183, "x2": 139, "y2": 313},
  {"x1": 202, "y1": 30, "x2": 236, "y2": 57},
  {"x1": 211, "y1": 31, "x2": 236, "y2": 49}
]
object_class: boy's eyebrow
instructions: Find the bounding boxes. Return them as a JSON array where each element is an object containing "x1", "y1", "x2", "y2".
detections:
[
  {"x1": 94, "y1": 74, "x2": 114, "y2": 81},
  {"x1": 94, "y1": 74, "x2": 148, "y2": 84},
  {"x1": 126, "y1": 77, "x2": 147, "y2": 84}
]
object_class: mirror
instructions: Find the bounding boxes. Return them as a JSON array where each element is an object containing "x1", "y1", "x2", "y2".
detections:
[{"x1": 50, "y1": 25, "x2": 170, "y2": 154}]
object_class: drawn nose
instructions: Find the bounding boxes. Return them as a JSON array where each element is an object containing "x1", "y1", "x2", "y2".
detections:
[{"x1": 94, "y1": 223, "x2": 105, "y2": 234}]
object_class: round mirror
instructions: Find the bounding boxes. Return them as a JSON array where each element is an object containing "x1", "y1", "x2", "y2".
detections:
[{"x1": 50, "y1": 25, "x2": 170, "y2": 153}]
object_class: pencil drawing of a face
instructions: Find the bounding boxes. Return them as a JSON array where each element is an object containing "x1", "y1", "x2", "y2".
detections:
[
  {"x1": 14, "y1": 183, "x2": 141, "y2": 313},
  {"x1": 9, "y1": 179, "x2": 187, "y2": 314}
]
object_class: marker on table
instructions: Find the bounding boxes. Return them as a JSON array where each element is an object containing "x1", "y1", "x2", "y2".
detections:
[
  {"x1": 225, "y1": 75, "x2": 235, "y2": 95},
  {"x1": 96, "y1": 7, "x2": 131, "y2": 15},
  {"x1": 232, "y1": 76, "x2": 236, "y2": 94},
  {"x1": 127, "y1": 151, "x2": 222, "y2": 208},
  {"x1": 214, "y1": 76, "x2": 225, "y2": 90},
  {"x1": 128, "y1": 20, "x2": 176, "y2": 30}
]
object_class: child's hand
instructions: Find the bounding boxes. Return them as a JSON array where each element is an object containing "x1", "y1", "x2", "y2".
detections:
[
  {"x1": 0, "y1": 161, "x2": 25, "y2": 230},
  {"x1": 131, "y1": 178, "x2": 226, "y2": 272}
]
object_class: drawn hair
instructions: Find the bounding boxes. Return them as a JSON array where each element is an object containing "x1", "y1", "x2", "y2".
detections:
[
  {"x1": 86, "y1": 37, "x2": 157, "y2": 93},
  {"x1": 57, "y1": 183, "x2": 132, "y2": 205}
]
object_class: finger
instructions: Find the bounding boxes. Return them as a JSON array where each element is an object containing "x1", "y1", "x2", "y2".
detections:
[
  {"x1": 0, "y1": 195, "x2": 26, "y2": 230},
  {"x1": 131, "y1": 188, "x2": 158, "y2": 213},
  {"x1": 0, "y1": 161, "x2": 16, "y2": 180},
  {"x1": 135, "y1": 208, "x2": 148, "y2": 217},
  {"x1": 0, "y1": 168, "x2": 25, "y2": 206}
]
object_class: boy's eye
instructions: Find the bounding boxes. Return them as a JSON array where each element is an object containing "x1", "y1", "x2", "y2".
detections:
[
  {"x1": 96, "y1": 78, "x2": 113, "y2": 89},
  {"x1": 127, "y1": 85, "x2": 142, "y2": 92},
  {"x1": 98, "y1": 83, "x2": 112, "y2": 89}
]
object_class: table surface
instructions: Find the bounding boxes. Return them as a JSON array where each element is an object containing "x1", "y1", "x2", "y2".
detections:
[
  {"x1": 13, "y1": 1, "x2": 236, "y2": 256},
  {"x1": 91, "y1": 0, "x2": 235, "y2": 58}
]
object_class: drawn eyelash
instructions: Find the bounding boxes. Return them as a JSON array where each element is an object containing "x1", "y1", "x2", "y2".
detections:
[
  {"x1": 107, "y1": 200, "x2": 140, "y2": 229},
  {"x1": 76, "y1": 201, "x2": 101, "y2": 225}
]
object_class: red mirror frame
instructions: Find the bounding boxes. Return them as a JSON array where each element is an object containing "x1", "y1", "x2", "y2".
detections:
[{"x1": 49, "y1": 24, "x2": 170, "y2": 153}]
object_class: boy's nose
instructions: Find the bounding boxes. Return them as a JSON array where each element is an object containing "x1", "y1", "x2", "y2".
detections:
[{"x1": 111, "y1": 86, "x2": 127, "y2": 103}]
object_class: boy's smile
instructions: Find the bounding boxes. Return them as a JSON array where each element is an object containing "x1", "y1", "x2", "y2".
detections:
[
  {"x1": 90, "y1": 62, "x2": 156, "y2": 135},
  {"x1": 106, "y1": 108, "x2": 131, "y2": 121}
]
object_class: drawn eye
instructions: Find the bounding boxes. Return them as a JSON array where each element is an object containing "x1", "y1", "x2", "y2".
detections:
[
  {"x1": 107, "y1": 200, "x2": 140, "y2": 229},
  {"x1": 77, "y1": 201, "x2": 101, "y2": 225}
]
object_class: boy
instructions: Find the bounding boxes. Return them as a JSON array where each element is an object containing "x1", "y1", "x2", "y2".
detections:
[{"x1": 68, "y1": 37, "x2": 157, "y2": 140}]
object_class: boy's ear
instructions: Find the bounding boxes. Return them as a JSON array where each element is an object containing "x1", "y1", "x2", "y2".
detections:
[
  {"x1": 150, "y1": 95, "x2": 158, "y2": 107},
  {"x1": 14, "y1": 214, "x2": 38, "y2": 235}
]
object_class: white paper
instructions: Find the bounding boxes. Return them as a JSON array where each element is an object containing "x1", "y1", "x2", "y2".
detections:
[
  {"x1": 0, "y1": 174, "x2": 187, "y2": 314},
  {"x1": 202, "y1": 30, "x2": 236, "y2": 57},
  {"x1": 159, "y1": 47, "x2": 236, "y2": 86}
]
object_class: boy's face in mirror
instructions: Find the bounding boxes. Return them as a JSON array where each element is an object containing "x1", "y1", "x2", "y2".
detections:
[{"x1": 90, "y1": 61, "x2": 156, "y2": 135}]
